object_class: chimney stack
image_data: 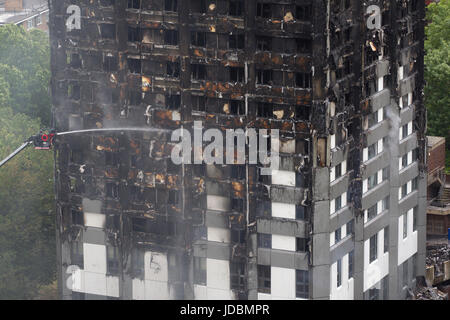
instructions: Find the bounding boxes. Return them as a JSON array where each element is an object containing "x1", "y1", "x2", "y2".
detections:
[{"x1": 4, "y1": 0, "x2": 23, "y2": 11}]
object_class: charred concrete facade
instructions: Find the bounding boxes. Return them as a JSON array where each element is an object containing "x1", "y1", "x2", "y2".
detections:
[{"x1": 49, "y1": 0, "x2": 427, "y2": 300}]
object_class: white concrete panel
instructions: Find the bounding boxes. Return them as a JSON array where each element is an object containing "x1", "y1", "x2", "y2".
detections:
[
  {"x1": 378, "y1": 108, "x2": 384, "y2": 122},
  {"x1": 342, "y1": 192, "x2": 347, "y2": 207},
  {"x1": 330, "y1": 198, "x2": 335, "y2": 215},
  {"x1": 271, "y1": 170, "x2": 295, "y2": 186},
  {"x1": 330, "y1": 166, "x2": 336, "y2": 182},
  {"x1": 330, "y1": 232, "x2": 335, "y2": 247},
  {"x1": 272, "y1": 235, "x2": 296, "y2": 251},
  {"x1": 207, "y1": 258, "x2": 230, "y2": 290},
  {"x1": 331, "y1": 134, "x2": 336, "y2": 150},
  {"x1": 330, "y1": 254, "x2": 354, "y2": 300},
  {"x1": 398, "y1": 210, "x2": 418, "y2": 265},
  {"x1": 271, "y1": 202, "x2": 296, "y2": 220},
  {"x1": 377, "y1": 170, "x2": 383, "y2": 184},
  {"x1": 83, "y1": 243, "x2": 106, "y2": 274},
  {"x1": 207, "y1": 195, "x2": 231, "y2": 212},
  {"x1": 207, "y1": 287, "x2": 233, "y2": 300},
  {"x1": 342, "y1": 160, "x2": 347, "y2": 174},
  {"x1": 84, "y1": 212, "x2": 106, "y2": 229},
  {"x1": 363, "y1": 230, "x2": 389, "y2": 292},
  {"x1": 408, "y1": 93, "x2": 413, "y2": 106},
  {"x1": 363, "y1": 179, "x2": 368, "y2": 194},
  {"x1": 144, "y1": 280, "x2": 169, "y2": 300},
  {"x1": 271, "y1": 267, "x2": 295, "y2": 299},
  {"x1": 363, "y1": 147, "x2": 368, "y2": 162},
  {"x1": 258, "y1": 293, "x2": 272, "y2": 300},
  {"x1": 408, "y1": 122, "x2": 413, "y2": 136},
  {"x1": 377, "y1": 76, "x2": 384, "y2": 91},
  {"x1": 106, "y1": 275, "x2": 120, "y2": 298},
  {"x1": 208, "y1": 227, "x2": 230, "y2": 243},
  {"x1": 132, "y1": 278, "x2": 145, "y2": 300},
  {"x1": 193, "y1": 285, "x2": 208, "y2": 300},
  {"x1": 377, "y1": 139, "x2": 383, "y2": 153},
  {"x1": 84, "y1": 271, "x2": 107, "y2": 296},
  {"x1": 398, "y1": 66, "x2": 404, "y2": 81},
  {"x1": 145, "y1": 251, "x2": 168, "y2": 282}
]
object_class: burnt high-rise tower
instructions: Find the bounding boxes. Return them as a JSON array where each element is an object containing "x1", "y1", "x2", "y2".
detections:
[{"x1": 49, "y1": 0, "x2": 427, "y2": 300}]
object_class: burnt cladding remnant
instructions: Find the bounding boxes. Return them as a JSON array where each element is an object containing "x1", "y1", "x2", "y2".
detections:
[{"x1": 49, "y1": 0, "x2": 427, "y2": 300}]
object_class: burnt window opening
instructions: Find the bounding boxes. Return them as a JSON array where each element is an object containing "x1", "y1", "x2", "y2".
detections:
[
  {"x1": 295, "y1": 72, "x2": 312, "y2": 88},
  {"x1": 165, "y1": 0, "x2": 178, "y2": 12},
  {"x1": 256, "y1": 69, "x2": 273, "y2": 85},
  {"x1": 166, "y1": 94, "x2": 181, "y2": 110},
  {"x1": 257, "y1": 265, "x2": 271, "y2": 294},
  {"x1": 256, "y1": 2, "x2": 271, "y2": 18},
  {"x1": 100, "y1": 24, "x2": 116, "y2": 39},
  {"x1": 231, "y1": 165, "x2": 246, "y2": 180},
  {"x1": 72, "y1": 209, "x2": 84, "y2": 226},
  {"x1": 256, "y1": 200, "x2": 271, "y2": 218},
  {"x1": 232, "y1": 198, "x2": 244, "y2": 212},
  {"x1": 191, "y1": 64, "x2": 207, "y2": 80},
  {"x1": 193, "y1": 225, "x2": 207, "y2": 240},
  {"x1": 130, "y1": 155, "x2": 138, "y2": 167},
  {"x1": 129, "y1": 90, "x2": 142, "y2": 106},
  {"x1": 131, "y1": 248, "x2": 144, "y2": 277},
  {"x1": 103, "y1": 55, "x2": 118, "y2": 72},
  {"x1": 297, "y1": 38, "x2": 312, "y2": 54},
  {"x1": 229, "y1": 100, "x2": 245, "y2": 115},
  {"x1": 168, "y1": 190, "x2": 180, "y2": 206},
  {"x1": 166, "y1": 61, "x2": 180, "y2": 78},
  {"x1": 229, "y1": 1, "x2": 243, "y2": 16},
  {"x1": 231, "y1": 229, "x2": 246, "y2": 244},
  {"x1": 128, "y1": 26, "x2": 142, "y2": 42},
  {"x1": 296, "y1": 270, "x2": 309, "y2": 299},
  {"x1": 258, "y1": 233, "x2": 271, "y2": 248},
  {"x1": 194, "y1": 257, "x2": 206, "y2": 285},
  {"x1": 229, "y1": 34, "x2": 245, "y2": 50},
  {"x1": 296, "y1": 205, "x2": 308, "y2": 220},
  {"x1": 230, "y1": 262, "x2": 246, "y2": 291},
  {"x1": 369, "y1": 233, "x2": 378, "y2": 263},
  {"x1": 365, "y1": 47, "x2": 378, "y2": 66},
  {"x1": 167, "y1": 160, "x2": 180, "y2": 175},
  {"x1": 127, "y1": 0, "x2": 140, "y2": 9},
  {"x1": 256, "y1": 36, "x2": 271, "y2": 51},
  {"x1": 257, "y1": 102, "x2": 273, "y2": 118},
  {"x1": 190, "y1": 0, "x2": 207, "y2": 14},
  {"x1": 100, "y1": 0, "x2": 115, "y2": 7},
  {"x1": 106, "y1": 183, "x2": 119, "y2": 199},
  {"x1": 296, "y1": 238, "x2": 307, "y2": 252},
  {"x1": 192, "y1": 95, "x2": 206, "y2": 112},
  {"x1": 191, "y1": 31, "x2": 206, "y2": 47},
  {"x1": 127, "y1": 58, "x2": 141, "y2": 74},
  {"x1": 164, "y1": 30, "x2": 179, "y2": 45},
  {"x1": 100, "y1": 0, "x2": 116, "y2": 7},
  {"x1": 296, "y1": 5, "x2": 312, "y2": 21},
  {"x1": 68, "y1": 53, "x2": 82, "y2": 69},
  {"x1": 70, "y1": 149, "x2": 84, "y2": 164},
  {"x1": 132, "y1": 217, "x2": 146, "y2": 233},
  {"x1": 229, "y1": 67, "x2": 245, "y2": 83},
  {"x1": 347, "y1": 220, "x2": 355, "y2": 236},
  {"x1": 68, "y1": 83, "x2": 81, "y2": 100},
  {"x1": 296, "y1": 172, "x2": 306, "y2": 188},
  {"x1": 130, "y1": 186, "x2": 144, "y2": 202},
  {"x1": 70, "y1": 241, "x2": 84, "y2": 268},
  {"x1": 106, "y1": 214, "x2": 120, "y2": 230},
  {"x1": 107, "y1": 246, "x2": 120, "y2": 275},
  {"x1": 295, "y1": 105, "x2": 311, "y2": 121}
]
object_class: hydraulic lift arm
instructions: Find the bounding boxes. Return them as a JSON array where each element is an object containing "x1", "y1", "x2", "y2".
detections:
[{"x1": 0, "y1": 141, "x2": 33, "y2": 169}]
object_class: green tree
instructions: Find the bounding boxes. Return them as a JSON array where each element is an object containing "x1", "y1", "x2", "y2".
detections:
[
  {"x1": 425, "y1": 0, "x2": 450, "y2": 170},
  {"x1": 0, "y1": 25, "x2": 51, "y2": 126},
  {"x1": 0, "y1": 108, "x2": 55, "y2": 299}
]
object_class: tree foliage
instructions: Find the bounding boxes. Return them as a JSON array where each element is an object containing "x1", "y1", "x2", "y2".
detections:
[
  {"x1": 0, "y1": 24, "x2": 55, "y2": 299},
  {"x1": 0, "y1": 108, "x2": 55, "y2": 299},
  {"x1": 0, "y1": 25, "x2": 51, "y2": 126},
  {"x1": 425, "y1": 0, "x2": 450, "y2": 154}
]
